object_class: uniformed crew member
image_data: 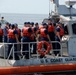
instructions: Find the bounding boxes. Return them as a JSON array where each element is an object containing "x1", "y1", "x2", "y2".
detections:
[
  {"x1": 54, "y1": 22, "x2": 64, "y2": 56},
  {"x1": 22, "y1": 22, "x2": 32, "y2": 59},
  {"x1": 7, "y1": 24, "x2": 19, "y2": 60}
]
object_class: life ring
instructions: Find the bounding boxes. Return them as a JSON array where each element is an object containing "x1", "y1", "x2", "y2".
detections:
[{"x1": 37, "y1": 41, "x2": 52, "y2": 56}]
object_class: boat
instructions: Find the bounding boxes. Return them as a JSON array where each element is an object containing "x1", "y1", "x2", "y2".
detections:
[{"x1": 0, "y1": 0, "x2": 76, "y2": 75}]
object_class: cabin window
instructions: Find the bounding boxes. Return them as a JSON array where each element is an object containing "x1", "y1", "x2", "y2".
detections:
[
  {"x1": 72, "y1": 23, "x2": 76, "y2": 34},
  {"x1": 64, "y1": 24, "x2": 69, "y2": 35}
]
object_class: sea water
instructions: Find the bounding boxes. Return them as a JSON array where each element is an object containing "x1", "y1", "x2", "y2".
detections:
[{"x1": 0, "y1": 13, "x2": 49, "y2": 28}]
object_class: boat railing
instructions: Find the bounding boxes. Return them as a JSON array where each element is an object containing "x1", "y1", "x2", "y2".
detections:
[{"x1": 0, "y1": 41, "x2": 62, "y2": 60}]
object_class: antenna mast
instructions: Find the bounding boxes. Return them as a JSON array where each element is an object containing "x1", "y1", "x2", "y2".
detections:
[
  {"x1": 49, "y1": 0, "x2": 51, "y2": 18},
  {"x1": 69, "y1": 0, "x2": 72, "y2": 19},
  {"x1": 65, "y1": 0, "x2": 76, "y2": 19}
]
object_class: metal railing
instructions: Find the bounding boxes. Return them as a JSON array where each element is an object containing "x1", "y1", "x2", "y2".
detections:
[{"x1": 0, "y1": 41, "x2": 62, "y2": 60}]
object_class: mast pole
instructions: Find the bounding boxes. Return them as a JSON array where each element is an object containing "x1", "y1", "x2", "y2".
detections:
[
  {"x1": 49, "y1": 0, "x2": 50, "y2": 18},
  {"x1": 69, "y1": 0, "x2": 72, "y2": 19}
]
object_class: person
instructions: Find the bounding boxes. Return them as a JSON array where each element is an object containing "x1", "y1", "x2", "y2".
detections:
[
  {"x1": 37, "y1": 23, "x2": 52, "y2": 58},
  {"x1": 47, "y1": 19, "x2": 55, "y2": 49},
  {"x1": 0, "y1": 17, "x2": 7, "y2": 25},
  {"x1": 22, "y1": 22, "x2": 32, "y2": 59},
  {"x1": 30, "y1": 22, "x2": 34, "y2": 27},
  {"x1": 54, "y1": 22, "x2": 64, "y2": 56},
  {"x1": 34, "y1": 22, "x2": 39, "y2": 35},
  {"x1": 0, "y1": 23, "x2": 3, "y2": 42},
  {"x1": 38, "y1": 23, "x2": 51, "y2": 42},
  {"x1": 14, "y1": 23, "x2": 21, "y2": 42},
  {"x1": 14, "y1": 23, "x2": 21, "y2": 57},
  {"x1": 3, "y1": 22, "x2": 9, "y2": 42},
  {"x1": 30, "y1": 22, "x2": 37, "y2": 54},
  {"x1": 7, "y1": 24, "x2": 19, "y2": 60}
]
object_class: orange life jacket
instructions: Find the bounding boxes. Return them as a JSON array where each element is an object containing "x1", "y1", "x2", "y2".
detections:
[
  {"x1": 0, "y1": 28, "x2": 3, "y2": 36},
  {"x1": 22, "y1": 27, "x2": 31, "y2": 37},
  {"x1": 8, "y1": 29, "x2": 15, "y2": 39},
  {"x1": 30, "y1": 27, "x2": 35, "y2": 41},
  {"x1": 48, "y1": 25, "x2": 54, "y2": 32},
  {"x1": 40, "y1": 28, "x2": 47, "y2": 38},
  {"x1": 60, "y1": 27, "x2": 64, "y2": 36},
  {"x1": 56, "y1": 26, "x2": 64, "y2": 37},
  {"x1": 39, "y1": 25, "x2": 43, "y2": 30}
]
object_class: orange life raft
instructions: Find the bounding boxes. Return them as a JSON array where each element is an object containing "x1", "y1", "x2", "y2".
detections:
[{"x1": 37, "y1": 41, "x2": 52, "y2": 56}]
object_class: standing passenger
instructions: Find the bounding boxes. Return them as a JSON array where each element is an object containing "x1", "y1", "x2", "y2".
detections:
[
  {"x1": 15, "y1": 23, "x2": 21, "y2": 42},
  {"x1": 22, "y1": 22, "x2": 32, "y2": 59},
  {"x1": 48, "y1": 19, "x2": 55, "y2": 49},
  {"x1": 37, "y1": 23, "x2": 52, "y2": 58},
  {"x1": 30, "y1": 22, "x2": 37, "y2": 54},
  {"x1": 54, "y1": 22, "x2": 64, "y2": 56},
  {"x1": 7, "y1": 24, "x2": 19, "y2": 60},
  {"x1": 3, "y1": 22, "x2": 9, "y2": 42}
]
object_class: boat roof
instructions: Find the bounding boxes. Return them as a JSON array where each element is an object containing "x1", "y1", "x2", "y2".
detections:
[{"x1": 58, "y1": 5, "x2": 76, "y2": 16}]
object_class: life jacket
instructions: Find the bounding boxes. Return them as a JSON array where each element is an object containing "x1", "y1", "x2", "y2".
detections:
[
  {"x1": 22, "y1": 27, "x2": 31, "y2": 37},
  {"x1": 40, "y1": 28, "x2": 47, "y2": 38},
  {"x1": 8, "y1": 29, "x2": 15, "y2": 39},
  {"x1": 48, "y1": 25, "x2": 54, "y2": 32},
  {"x1": 39, "y1": 25, "x2": 43, "y2": 30},
  {"x1": 30, "y1": 27, "x2": 35, "y2": 41},
  {"x1": 0, "y1": 28, "x2": 3, "y2": 36},
  {"x1": 60, "y1": 27, "x2": 64, "y2": 36},
  {"x1": 56, "y1": 26, "x2": 64, "y2": 37}
]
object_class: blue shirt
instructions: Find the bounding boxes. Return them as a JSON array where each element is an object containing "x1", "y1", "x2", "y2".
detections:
[{"x1": 3, "y1": 27, "x2": 8, "y2": 36}]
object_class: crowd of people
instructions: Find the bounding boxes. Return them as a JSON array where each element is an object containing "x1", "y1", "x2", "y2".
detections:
[{"x1": 0, "y1": 17, "x2": 64, "y2": 60}]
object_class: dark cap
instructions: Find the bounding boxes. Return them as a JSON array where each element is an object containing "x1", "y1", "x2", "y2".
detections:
[
  {"x1": 11, "y1": 24, "x2": 15, "y2": 28},
  {"x1": 27, "y1": 22, "x2": 30, "y2": 24},
  {"x1": 42, "y1": 23, "x2": 47, "y2": 26},
  {"x1": 31, "y1": 22, "x2": 34, "y2": 25},
  {"x1": 35, "y1": 22, "x2": 38, "y2": 25},
  {"x1": 9, "y1": 23, "x2": 11, "y2": 27},
  {"x1": 24, "y1": 22, "x2": 27, "y2": 25}
]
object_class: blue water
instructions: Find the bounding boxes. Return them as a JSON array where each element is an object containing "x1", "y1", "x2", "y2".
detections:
[{"x1": 0, "y1": 13, "x2": 48, "y2": 28}]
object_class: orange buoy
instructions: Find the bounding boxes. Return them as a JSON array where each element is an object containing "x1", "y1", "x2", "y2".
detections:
[{"x1": 37, "y1": 41, "x2": 52, "y2": 56}]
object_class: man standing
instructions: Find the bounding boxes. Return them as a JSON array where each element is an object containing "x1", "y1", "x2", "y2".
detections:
[
  {"x1": 22, "y1": 22, "x2": 32, "y2": 59},
  {"x1": 3, "y1": 22, "x2": 9, "y2": 42},
  {"x1": 7, "y1": 24, "x2": 19, "y2": 60}
]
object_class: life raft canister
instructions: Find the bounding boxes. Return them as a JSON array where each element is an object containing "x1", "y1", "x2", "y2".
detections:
[{"x1": 37, "y1": 41, "x2": 52, "y2": 56}]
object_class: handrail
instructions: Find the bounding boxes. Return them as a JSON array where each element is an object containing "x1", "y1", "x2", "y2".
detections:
[{"x1": 0, "y1": 41, "x2": 62, "y2": 60}]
